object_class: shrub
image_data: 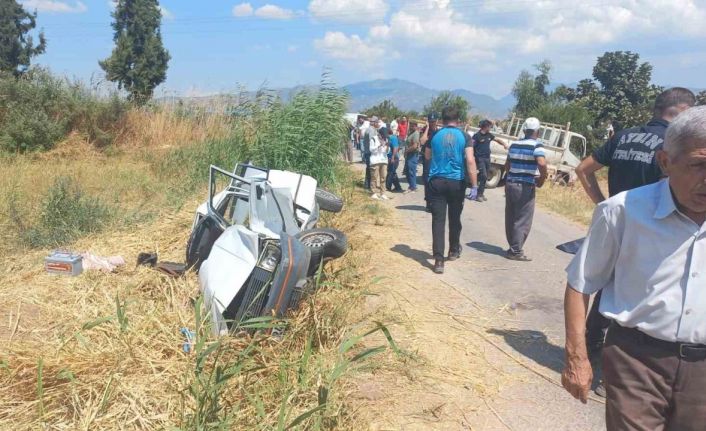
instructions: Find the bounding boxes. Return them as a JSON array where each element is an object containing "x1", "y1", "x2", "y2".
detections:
[
  {"x1": 21, "y1": 176, "x2": 112, "y2": 247},
  {"x1": 0, "y1": 68, "x2": 129, "y2": 152}
]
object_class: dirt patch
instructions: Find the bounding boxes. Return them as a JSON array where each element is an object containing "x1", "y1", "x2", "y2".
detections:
[{"x1": 341, "y1": 191, "x2": 519, "y2": 430}]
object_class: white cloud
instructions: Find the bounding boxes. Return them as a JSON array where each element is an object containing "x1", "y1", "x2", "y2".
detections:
[
  {"x1": 232, "y1": 2, "x2": 253, "y2": 17},
  {"x1": 159, "y1": 5, "x2": 174, "y2": 20},
  {"x1": 254, "y1": 4, "x2": 295, "y2": 20},
  {"x1": 309, "y1": 0, "x2": 388, "y2": 24},
  {"x1": 233, "y1": 2, "x2": 297, "y2": 20},
  {"x1": 314, "y1": 31, "x2": 385, "y2": 67},
  {"x1": 288, "y1": 45, "x2": 299, "y2": 52},
  {"x1": 315, "y1": 0, "x2": 706, "y2": 72},
  {"x1": 22, "y1": 0, "x2": 86, "y2": 13}
]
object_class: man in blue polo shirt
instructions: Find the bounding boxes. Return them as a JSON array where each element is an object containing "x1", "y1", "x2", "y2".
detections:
[
  {"x1": 425, "y1": 106, "x2": 478, "y2": 274},
  {"x1": 504, "y1": 117, "x2": 548, "y2": 261}
]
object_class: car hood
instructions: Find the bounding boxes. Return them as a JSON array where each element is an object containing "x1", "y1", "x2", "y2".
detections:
[{"x1": 199, "y1": 225, "x2": 259, "y2": 335}]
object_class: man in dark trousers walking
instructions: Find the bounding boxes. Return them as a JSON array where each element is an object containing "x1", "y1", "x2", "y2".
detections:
[
  {"x1": 424, "y1": 106, "x2": 478, "y2": 274},
  {"x1": 504, "y1": 117, "x2": 548, "y2": 262},
  {"x1": 470, "y1": 119, "x2": 507, "y2": 202},
  {"x1": 574, "y1": 87, "x2": 696, "y2": 396}
]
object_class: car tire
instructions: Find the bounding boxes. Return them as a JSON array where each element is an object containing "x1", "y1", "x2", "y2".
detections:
[
  {"x1": 485, "y1": 166, "x2": 503, "y2": 189},
  {"x1": 295, "y1": 228, "x2": 348, "y2": 275},
  {"x1": 315, "y1": 188, "x2": 344, "y2": 213}
]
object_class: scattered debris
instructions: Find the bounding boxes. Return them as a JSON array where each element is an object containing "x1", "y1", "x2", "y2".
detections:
[
  {"x1": 136, "y1": 252, "x2": 186, "y2": 277},
  {"x1": 180, "y1": 327, "x2": 195, "y2": 353},
  {"x1": 45, "y1": 250, "x2": 83, "y2": 276},
  {"x1": 81, "y1": 252, "x2": 125, "y2": 272}
]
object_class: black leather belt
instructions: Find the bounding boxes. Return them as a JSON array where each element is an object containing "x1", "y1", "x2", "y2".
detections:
[{"x1": 610, "y1": 323, "x2": 706, "y2": 361}]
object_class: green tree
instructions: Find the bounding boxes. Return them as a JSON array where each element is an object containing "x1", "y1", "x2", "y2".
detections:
[
  {"x1": 0, "y1": 0, "x2": 46, "y2": 75},
  {"x1": 424, "y1": 91, "x2": 470, "y2": 122},
  {"x1": 100, "y1": 0, "x2": 170, "y2": 104},
  {"x1": 512, "y1": 61, "x2": 551, "y2": 116},
  {"x1": 697, "y1": 90, "x2": 706, "y2": 106},
  {"x1": 362, "y1": 99, "x2": 404, "y2": 121},
  {"x1": 580, "y1": 51, "x2": 661, "y2": 128}
]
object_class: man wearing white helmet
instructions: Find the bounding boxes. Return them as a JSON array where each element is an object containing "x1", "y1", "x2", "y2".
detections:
[{"x1": 503, "y1": 117, "x2": 548, "y2": 261}]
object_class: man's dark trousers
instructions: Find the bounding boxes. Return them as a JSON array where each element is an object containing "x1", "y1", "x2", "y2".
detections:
[
  {"x1": 386, "y1": 157, "x2": 402, "y2": 191},
  {"x1": 505, "y1": 181, "x2": 535, "y2": 255},
  {"x1": 405, "y1": 153, "x2": 419, "y2": 190},
  {"x1": 422, "y1": 158, "x2": 431, "y2": 206},
  {"x1": 428, "y1": 177, "x2": 465, "y2": 259},
  {"x1": 476, "y1": 157, "x2": 491, "y2": 197},
  {"x1": 363, "y1": 151, "x2": 371, "y2": 190},
  {"x1": 603, "y1": 324, "x2": 706, "y2": 430}
]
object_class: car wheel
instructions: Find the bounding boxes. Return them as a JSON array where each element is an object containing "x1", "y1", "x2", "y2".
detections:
[
  {"x1": 315, "y1": 188, "x2": 344, "y2": 213},
  {"x1": 485, "y1": 166, "x2": 503, "y2": 189},
  {"x1": 295, "y1": 228, "x2": 348, "y2": 275}
]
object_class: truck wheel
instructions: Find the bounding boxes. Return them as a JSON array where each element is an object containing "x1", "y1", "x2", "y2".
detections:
[
  {"x1": 295, "y1": 228, "x2": 348, "y2": 275},
  {"x1": 485, "y1": 166, "x2": 503, "y2": 189},
  {"x1": 315, "y1": 188, "x2": 344, "y2": 213},
  {"x1": 553, "y1": 173, "x2": 570, "y2": 186}
]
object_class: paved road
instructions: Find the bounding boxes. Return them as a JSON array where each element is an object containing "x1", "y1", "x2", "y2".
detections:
[{"x1": 385, "y1": 173, "x2": 606, "y2": 430}]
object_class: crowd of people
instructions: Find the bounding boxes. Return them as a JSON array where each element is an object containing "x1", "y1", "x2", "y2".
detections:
[
  {"x1": 349, "y1": 107, "x2": 545, "y2": 272},
  {"x1": 350, "y1": 86, "x2": 706, "y2": 430}
]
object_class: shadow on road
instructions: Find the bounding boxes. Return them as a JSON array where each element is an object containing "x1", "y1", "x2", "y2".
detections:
[
  {"x1": 486, "y1": 328, "x2": 565, "y2": 374},
  {"x1": 396, "y1": 205, "x2": 428, "y2": 212},
  {"x1": 390, "y1": 244, "x2": 434, "y2": 270},
  {"x1": 467, "y1": 241, "x2": 507, "y2": 257}
]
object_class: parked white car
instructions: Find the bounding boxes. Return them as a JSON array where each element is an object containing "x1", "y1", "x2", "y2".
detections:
[{"x1": 186, "y1": 163, "x2": 347, "y2": 336}]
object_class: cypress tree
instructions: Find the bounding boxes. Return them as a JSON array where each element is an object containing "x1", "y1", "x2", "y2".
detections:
[
  {"x1": 0, "y1": 0, "x2": 47, "y2": 75},
  {"x1": 100, "y1": 0, "x2": 170, "y2": 104}
]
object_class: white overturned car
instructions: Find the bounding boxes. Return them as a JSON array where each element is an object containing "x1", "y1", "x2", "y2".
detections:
[{"x1": 186, "y1": 163, "x2": 347, "y2": 335}]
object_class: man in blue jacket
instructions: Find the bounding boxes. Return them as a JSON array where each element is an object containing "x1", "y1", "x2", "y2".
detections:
[{"x1": 425, "y1": 106, "x2": 478, "y2": 274}]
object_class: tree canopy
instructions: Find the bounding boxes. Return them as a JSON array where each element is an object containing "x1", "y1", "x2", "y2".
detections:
[
  {"x1": 424, "y1": 91, "x2": 470, "y2": 122},
  {"x1": 0, "y1": 0, "x2": 46, "y2": 75},
  {"x1": 362, "y1": 99, "x2": 405, "y2": 121},
  {"x1": 100, "y1": 0, "x2": 170, "y2": 104},
  {"x1": 697, "y1": 90, "x2": 706, "y2": 106},
  {"x1": 512, "y1": 60, "x2": 551, "y2": 117}
]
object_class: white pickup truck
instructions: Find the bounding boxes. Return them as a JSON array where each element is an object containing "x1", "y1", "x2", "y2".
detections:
[{"x1": 465, "y1": 114, "x2": 588, "y2": 188}]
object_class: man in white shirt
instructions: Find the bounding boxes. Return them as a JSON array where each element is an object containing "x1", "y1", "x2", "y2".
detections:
[
  {"x1": 562, "y1": 106, "x2": 706, "y2": 430},
  {"x1": 365, "y1": 116, "x2": 389, "y2": 200}
]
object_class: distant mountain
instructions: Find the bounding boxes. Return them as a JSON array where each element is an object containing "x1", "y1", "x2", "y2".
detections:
[
  {"x1": 342, "y1": 79, "x2": 515, "y2": 118},
  {"x1": 158, "y1": 78, "x2": 516, "y2": 118}
]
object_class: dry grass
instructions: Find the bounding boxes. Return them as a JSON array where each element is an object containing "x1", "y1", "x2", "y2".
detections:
[
  {"x1": 0, "y1": 103, "x2": 401, "y2": 429},
  {"x1": 535, "y1": 181, "x2": 607, "y2": 226},
  {"x1": 0, "y1": 178, "x2": 390, "y2": 430},
  {"x1": 115, "y1": 108, "x2": 233, "y2": 150}
]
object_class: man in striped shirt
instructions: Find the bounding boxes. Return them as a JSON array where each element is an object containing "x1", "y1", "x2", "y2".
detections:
[{"x1": 503, "y1": 117, "x2": 548, "y2": 261}]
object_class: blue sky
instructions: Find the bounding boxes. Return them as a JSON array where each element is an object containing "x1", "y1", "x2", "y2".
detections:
[{"x1": 22, "y1": 0, "x2": 706, "y2": 98}]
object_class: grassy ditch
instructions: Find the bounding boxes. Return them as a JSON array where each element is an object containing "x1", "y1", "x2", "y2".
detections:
[{"x1": 0, "y1": 79, "x2": 398, "y2": 429}]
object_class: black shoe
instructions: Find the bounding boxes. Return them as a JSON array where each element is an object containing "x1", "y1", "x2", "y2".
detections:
[
  {"x1": 433, "y1": 259, "x2": 444, "y2": 274},
  {"x1": 447, "y1": 249, "x2": 461, "y2": 261},
  {"x1": 425, "y1": 206, "x2": 432, "y2": 213},
  {"x1": 506, "y1": 251, "x2": 532, "y2": 262},
  {"x1": 480, "y1": 195, "x2": 488, "y2": 202}
]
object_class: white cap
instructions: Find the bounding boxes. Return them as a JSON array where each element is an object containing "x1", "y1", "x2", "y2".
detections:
[{"x1": 522, "y1": 117, "x2": 541, "y2": 131}]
